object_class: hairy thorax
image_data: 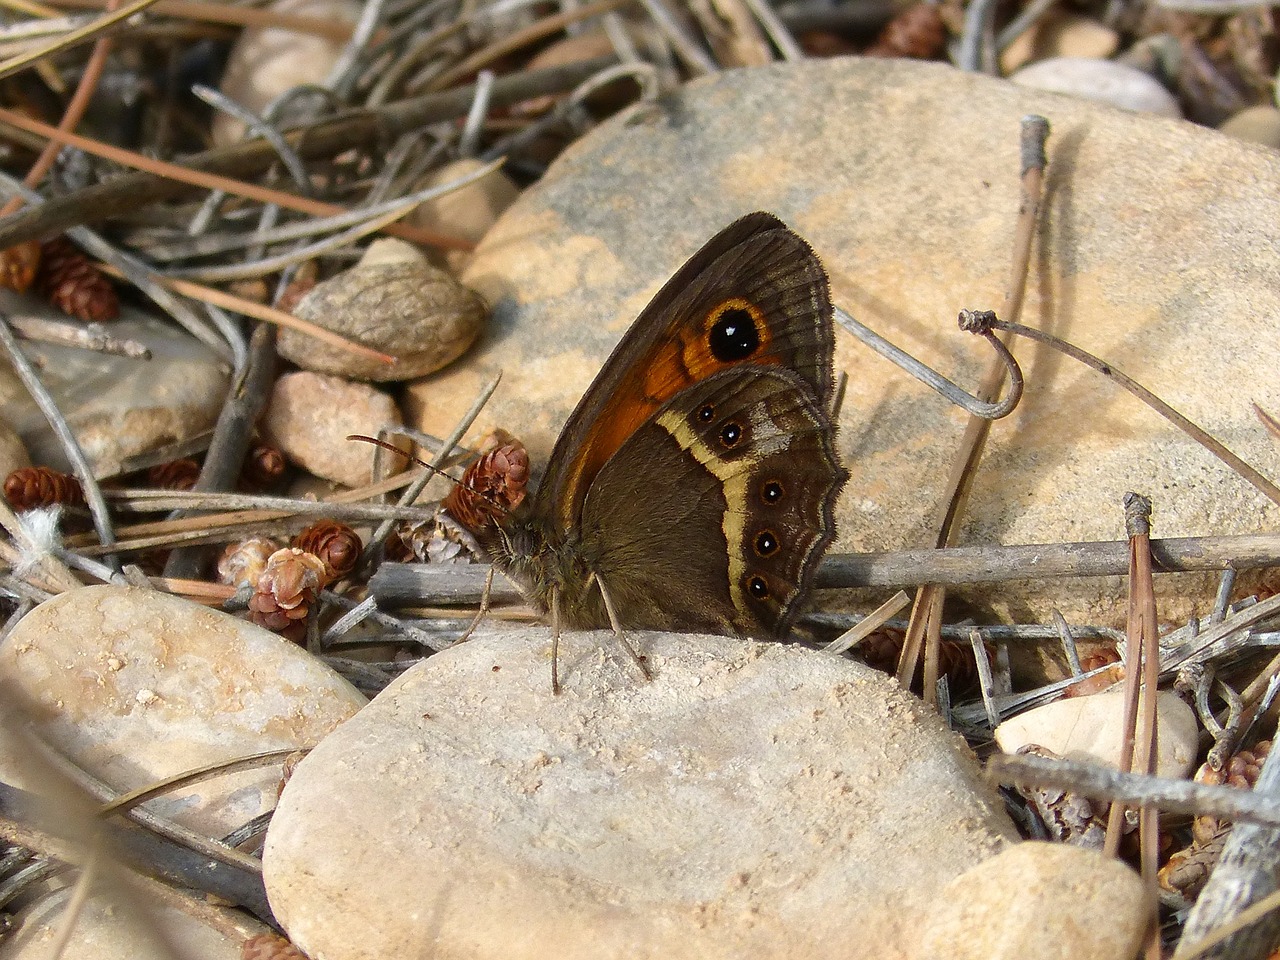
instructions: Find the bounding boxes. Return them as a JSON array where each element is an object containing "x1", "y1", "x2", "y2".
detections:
[{"x1": 484, "y1": 518, "x2": 610, "y2": 630}]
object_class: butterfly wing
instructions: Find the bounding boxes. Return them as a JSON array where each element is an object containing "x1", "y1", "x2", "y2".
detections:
[
  {"x1": 573, "y1": 367, "x2": 847, "y2": 636},
  {"x1": 535, "y1": 212, "x2": 835, "y2": 534}
]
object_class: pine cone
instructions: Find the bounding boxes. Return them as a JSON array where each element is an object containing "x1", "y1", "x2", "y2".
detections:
[
  {"x1": 1015, "y1": 745, "x2": 1109, "y2": 848},
  {"x1": 292, "y1": 521, "x2": 362, "y2": 584},
  {"x1": 0, "y1": 240, "x2": 41, "y2": 293},
  {"x1": 240, "y1": 443, "x2": 287, "y2": 491},
  {"x1": 218, "y1": 537, "x2": 282, "y2": 589},
  {"x1": 242, "y1": 932, "x2": 309, "y2": 960},
  {"x1": 442, "y1": 433, "x2": 530, "y2": 534},
  {"x1": 36, "y1": 237, "x2": 119, "y2": 322},
  {"x1": 857, "y1": 627, "x2": 981, "y2": 692},
  {"x1": 147, "y1": 457, "x2": 201, "y2": 491},
  {"x1": 249, "y1": 548, "x2": 327, "y2": 642},
  {"x1": 864, "y1": 4, "x2": 947, "y2": 59},
  {"x1": 1192, "y1": 740, "x2": 1271, "y2": 842},
  {"x1": 4, "y1": 466, "x2": 84, "y2": 510}
]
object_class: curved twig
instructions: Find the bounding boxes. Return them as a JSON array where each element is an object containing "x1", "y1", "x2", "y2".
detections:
[{"x1": 834, "y1": 306, "x2": 1023, "y2": 420}]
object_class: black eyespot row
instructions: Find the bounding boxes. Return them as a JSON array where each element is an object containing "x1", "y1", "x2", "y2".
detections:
[
  {"x1": 755, "y1": 530, "x2": 779, "y2": 556},
  {"x1": 697, "y1": 404, "x2": 715, "y2": 422},
  {"x1": 761, "y1": 481, "x2": 784, "y2": 504},
  {"x1": 720, "y1": 422, "x2": 742, "y2": 447},
  {"x1": 747, "y1": 576, "x2": 770, "y2": 600}
]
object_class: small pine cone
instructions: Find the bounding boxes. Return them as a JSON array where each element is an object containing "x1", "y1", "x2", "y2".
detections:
[
  {"x1": 4, "y1": 466, "x2": 83, "y2": 510},
  {"x1": 1192, "y1": 740, "x2": 1272, "y2": 842},
  {"x1": 1064, "y1": 647, "x2": 1124, "y2": 697},
  {"x1": 864, "y1": 3, "x2": 947, "y2": 59},
  {"x1": 1015, "y1": 745, "x2": 1109, "y2": 848},
  {"x1": 855, "y1": 627, "x2": 980, "y2": 692},
  {"x1": 292, "y1": 521, "x2": 362, "y2": 584},
  {"x1": 442, "y1": 434, "x2": 530, "y2": 533},
  {"x1": 1158, "y1": 822, "x2": 1229, "y2": 903},
  {"x1": 249, "y1": 547, "x2": 327, "y2": 642},
  {"x1": 241, "y1": 443, "x2": 287, "y2": 491},
  {"x1": 242, "y1": 932, "x2": 309, "y2": 960},
  {"x1": 36, "y1": 237, "x2": 119, "y2": 322},
  {"x1": 147, "y1": 457, "x2": 201, "y2": 491},
  {"x1": 218, "y1": 537, "x2": 282, "y2": 589},
  {"x1": 0, "y1": 240, "x2": 41, "y2": 293}
]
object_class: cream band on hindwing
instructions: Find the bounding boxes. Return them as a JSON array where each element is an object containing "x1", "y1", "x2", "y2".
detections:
[{"x1": 655, "y1": 402, "x2": 798, "y2": 619}]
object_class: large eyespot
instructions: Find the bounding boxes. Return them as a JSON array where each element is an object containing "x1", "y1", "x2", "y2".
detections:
[
  {"x1": 720, "y1": 421, "x2": 743, "y2": 447},
  {"x1": 761, "y1": 480, "x2": 784, "y2": 505},
  {"x1": 747, "y1": 575, "x2": 770, "y2": 600},
  {"x1": 754, "y1": 530, "x2": 779, "y2": 557},
  {"x1": 708, "y1": 304, "x2": 761, "y2": 362}
]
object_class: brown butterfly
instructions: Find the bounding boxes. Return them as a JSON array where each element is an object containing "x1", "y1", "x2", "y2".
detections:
[{"x1": 452, "y1": 212, "x2": 847, "y2": 691}]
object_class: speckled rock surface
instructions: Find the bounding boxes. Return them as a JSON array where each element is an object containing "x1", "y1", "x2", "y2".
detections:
[
  {"x1": 409, "y1": 57, "x2": 1280, "y2": 625},
  {"x1": 0, "y1": 585, "x2": 366, "y2": 837},
  {"x1": 907, "y1": 842, "x2": 1148, "y2": 959},
  {"x1": 0, "y1": 293, "x2": 229, "y2": 477},
  {"x1": 264, "y1": 629, "x2": 1016, "y2": 960},
  {"x1": 262, "y1": 370, "x2": 410, "y2": 487}
]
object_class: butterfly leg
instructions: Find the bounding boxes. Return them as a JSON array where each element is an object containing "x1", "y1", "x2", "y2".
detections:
[
  {"x1": 550, "y1": 587, "x2": 563, "y2": 696},
  {"x1": 592, "y1": 573, "x2": 653, "y2": 683},
  {"x1": 452, "y1": 565, "x2": 495, "y2": 645}
]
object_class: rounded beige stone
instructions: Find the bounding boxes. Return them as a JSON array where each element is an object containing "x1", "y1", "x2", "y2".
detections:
[
  {"x1": 264, "y1": 629, "x2": 1017, "y2": 960},
  {"x1": 406, "y1": 58, "x2": 1280, "y2": 626},
  {"x1": 212, "y1": 0, "x2": 359, "y2": 145},
  {"x1": 908, "y1": 842, "x2": 1148, "y2": 960},
  {"x1": 999, "y1": 12, "x2": 1119, "y2": 73},
  {"x1": 994, "y1": 688, "x2": 1198, "y2": 777},
  {"x1": 262, "y1": 370, "x2": 410, "y2": 487},
  {"x1": 0, "y1": 585, "x2": 366, "y2": 837}
]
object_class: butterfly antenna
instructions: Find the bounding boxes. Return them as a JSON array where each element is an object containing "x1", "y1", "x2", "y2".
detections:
[
  {"x1": 592, "y1": 572, "x2": 652, "y2": 682},
  {"x1": 345, "y1": 434, "x2": 515, "y2": 520}
]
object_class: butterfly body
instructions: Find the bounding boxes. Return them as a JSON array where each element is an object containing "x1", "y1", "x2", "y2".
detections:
[{"x1": 474, "y1": 213, "x2": 848, "y2": 646}]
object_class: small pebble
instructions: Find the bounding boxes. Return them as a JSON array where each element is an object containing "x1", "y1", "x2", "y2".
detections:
[
  {"x1": 994, "y1": 688, "x2": 1198, "y2": 778},
  {"x1": 1010, "y1": 57, "x2": 1182, "y2": 117},
  {"x1": 0, "y1": 585, "x2": 365, "y2": 838},
  {"x1": 213, "y1": 0, "x2": 360, "y2": 145},
  {"x1": 264, "y1": 629, "x2": 1017, "y2": 960},
  {"x1": 410, "y1": 158, "x2": 522, "y2": 248},
  {"x1": 1000, "y1": 13, "x2": 1119, "y2": 74},
  {"x1": 1219, "y1": 105, "x2": 1280, "y2": 148},
  {"x1": 908, "y1": 842, "x2": 1148, "y2": 960},
  {"x1": 278, "y1": 238, "x2": 486, "y2": 382},
  {"x1": 262, "y1": 370, "x2": 411, "y2": 487}
]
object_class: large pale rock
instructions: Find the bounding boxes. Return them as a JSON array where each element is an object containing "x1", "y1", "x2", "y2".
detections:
[
  {"x1": 994, "y1": 689, "x2": 1198, "y2": 777},
  {"x1": 264, "y1": 629, "x2": 1016, "y2": 960},
  {"x1": 907, "y1": 842, "x2": 1148, "y2": 960},
  {"x1": 0, "y1": 585, "x2": 365, "y2": 837},
  {"x1": 0, "y1": 877, "x2": 270, "y2": 960},
  {"x1": 408, "y1": 58, "x2": 1280, "y2": 625},
  {"x1": 0, "y1": 293, "x2": 228, "y2": 478},
  {"x1": 1010, "y1": 56, "x2": 1182, "y2": 116}
]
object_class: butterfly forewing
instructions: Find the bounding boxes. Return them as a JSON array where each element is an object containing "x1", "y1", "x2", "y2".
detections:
[{"x1": 535, "y1": 212, "x2": 835, "y2": 534}]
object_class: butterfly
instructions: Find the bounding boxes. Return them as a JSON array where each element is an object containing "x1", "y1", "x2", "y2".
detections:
[{"x1": 449, "y1": 212, "x2": 847, "y2": 692}]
